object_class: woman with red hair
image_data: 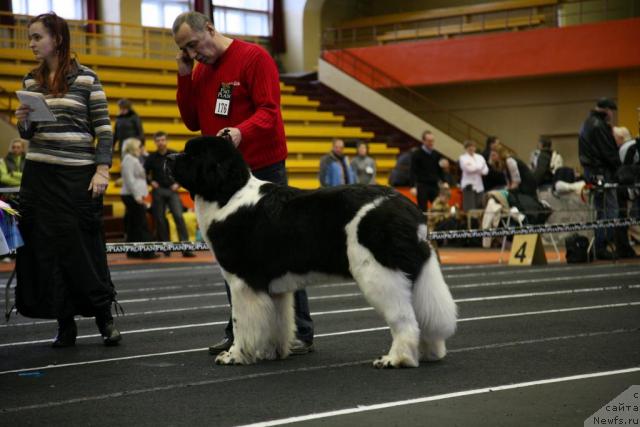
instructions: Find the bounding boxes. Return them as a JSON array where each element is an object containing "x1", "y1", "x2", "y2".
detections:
[{"x1": 14, "y1": 13, "x2": 121, "y2": 347}]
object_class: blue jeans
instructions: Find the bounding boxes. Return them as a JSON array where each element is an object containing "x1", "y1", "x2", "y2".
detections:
[{"x1": 222, "y1": 161, "x2": 314, "y2": 344}]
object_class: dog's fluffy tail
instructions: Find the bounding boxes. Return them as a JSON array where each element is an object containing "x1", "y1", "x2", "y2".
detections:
[{"x1": 412, "y1": 250, "x2": 457, "y2": 341}]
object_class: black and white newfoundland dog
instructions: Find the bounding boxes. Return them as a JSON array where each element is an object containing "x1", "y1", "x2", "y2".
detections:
[{"x1": 167, "y1": 136, "x2": 457, "y2": 368}]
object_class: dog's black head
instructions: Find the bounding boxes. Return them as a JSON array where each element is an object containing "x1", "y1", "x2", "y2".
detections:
[{"x1": 166, "y1": 136, "x2": 250, "y2": 205}]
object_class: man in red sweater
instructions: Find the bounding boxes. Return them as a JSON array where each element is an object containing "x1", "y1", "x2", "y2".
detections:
[{"x1": 172, "y1": 11, "x2": 314, "y2": 356}]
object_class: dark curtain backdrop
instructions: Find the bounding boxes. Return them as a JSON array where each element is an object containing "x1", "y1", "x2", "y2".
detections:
[
  {"x1": 271, "y1": 0, "x2": 286, "y2": 54},
  {"x1": 85, "y1": 0, "x2": 98, "y2": 33},
  {"x1": 194, "y1": 0, "x2": 212, "y2": 21},
  {"x1": 0, "y1": 0, "x2": 14, "y2": 26}
]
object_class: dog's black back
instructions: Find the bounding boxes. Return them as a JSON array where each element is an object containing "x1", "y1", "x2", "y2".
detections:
[{"x1": 170, "y1": 137, "x2": 431, "y2": 293}]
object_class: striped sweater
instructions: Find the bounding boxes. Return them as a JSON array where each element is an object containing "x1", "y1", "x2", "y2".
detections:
[{"x1": 19, "y1": 60, "x2": 113, "y2": 166}]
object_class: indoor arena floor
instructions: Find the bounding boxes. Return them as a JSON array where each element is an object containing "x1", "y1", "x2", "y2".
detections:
[{"x1": 1, "y1": 256, "x2": 638, "y2": 426}]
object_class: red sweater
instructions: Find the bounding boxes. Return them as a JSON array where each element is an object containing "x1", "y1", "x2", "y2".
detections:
[{"x1": 177, "y1": 39, "x2": 287, "y2": 171}]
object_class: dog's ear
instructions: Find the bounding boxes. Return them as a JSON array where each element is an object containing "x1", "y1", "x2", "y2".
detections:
[{"x1": 186, "y1": 136, "x2": 250, "y2": 205}]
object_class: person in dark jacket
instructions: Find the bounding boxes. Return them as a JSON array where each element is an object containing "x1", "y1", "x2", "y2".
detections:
[
  {"x1": 5, "y1": 138, "x2": 26, "y2": 175},
  {"x1": 113, "y1": 98, "x2": 144, "y2": 154},
  {"x1": 578, "y1": 98, "x2": 621, "y2": 260},
  {"x1": 410, "y1": 130, "x2": 444, "y2": 212}
]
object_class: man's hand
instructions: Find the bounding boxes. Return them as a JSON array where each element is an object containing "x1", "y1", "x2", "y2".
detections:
[
  {"x1": 176, "y1": 51, "x2": 194, "y2": 76},
  {"x1": 217, "y1": 127, "x2": 242, "y2": 147},
  {"x1": 151, "y1": 180, "x2": 160, "y2": 189},
  {"x1": 170, "y1": 183, "x2": 180, "y2": 192},
  {"x1": 410, "y1": 187, "x2": 417, "y2": 196}
]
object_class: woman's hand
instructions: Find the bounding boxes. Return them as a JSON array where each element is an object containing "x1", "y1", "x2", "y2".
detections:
[
  {"x1": 88, "y1": 165, "x2": 110, "y2": 198},
  {"x1": 15, "y1": 104, "x2": 32, "y2": 123}
]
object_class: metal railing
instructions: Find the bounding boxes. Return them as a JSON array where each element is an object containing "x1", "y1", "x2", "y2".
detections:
[
  {"x1": 322, "y1": 49, "x2": 495, "y2": 149},
  {"x1": 0, "y1": 12, "x2": 270, "y2": 61},
  {"x1": 323, "y1": 0, "x2": 637, "y2": 49}
]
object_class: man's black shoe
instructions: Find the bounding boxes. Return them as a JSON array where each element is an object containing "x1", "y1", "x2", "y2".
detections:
[
  {"x1": 182, "y1": 251, "x2": 196, "y2": 258},
  {"x1": 290, "y1": 339, "x2": 314, "y2": 355},
  {"x1": 208, "y1": 337, "x2": 233, "y2": 355}
]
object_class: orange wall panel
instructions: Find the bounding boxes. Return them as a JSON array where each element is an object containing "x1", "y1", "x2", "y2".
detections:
[{"x1": 326, "y1": 18, "x2": 640, "y2": 87}]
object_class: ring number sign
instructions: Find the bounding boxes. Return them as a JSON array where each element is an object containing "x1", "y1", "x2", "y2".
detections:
[{"x1": 508, "y1": 234, "x2": 547, "y2": 266}]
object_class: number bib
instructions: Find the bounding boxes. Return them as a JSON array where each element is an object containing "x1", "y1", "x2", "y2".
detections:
[{"x1": 215, "y1": 83, "x2": 233, "y2": 117}]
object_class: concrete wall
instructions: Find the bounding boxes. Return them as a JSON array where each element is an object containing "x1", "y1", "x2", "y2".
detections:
[
  {"x1": 282, "y1": 0, "x2": 331, "y2": 73},
  {"x1": 322, "y1": 0, "x2": 639, "y2": 21},
  {"x1": 414, "y1": 72, "x2": 619, "y2": 168},
  {"x1": 618, "y1": 70, "x2": 640, "y2": 135},
  {"x1": 319, "y1": 58, "x2": 464, "y2": 160},
  {"x1": 0, "y1": 119, "x2": 19, "y2": 156}
]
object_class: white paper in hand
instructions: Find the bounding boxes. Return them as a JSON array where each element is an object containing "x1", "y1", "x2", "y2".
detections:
[{"x1": 16, "y1": 90, "x2": 57, "y2": 122}]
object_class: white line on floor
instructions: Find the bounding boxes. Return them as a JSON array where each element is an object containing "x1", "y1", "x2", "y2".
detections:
[
  {"x1": 0, "y1": 329, "x2": 635, "y2": 411},
  {"x1": 237, "y1": 367, "x2": 640, "y2": 427},
  {"x1": 1, "y1": 299, "x2": 637, "y2": 367},
  {"x1": 4, "y1": 283, "x2": 637, "y2": 330}
]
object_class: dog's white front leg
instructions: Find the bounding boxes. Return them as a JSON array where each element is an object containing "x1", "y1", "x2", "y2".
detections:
[{"x1": 215, "y1": 272, "x2": 275, "y2": 366}]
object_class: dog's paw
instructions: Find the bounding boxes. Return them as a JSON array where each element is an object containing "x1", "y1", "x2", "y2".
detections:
[
  {"x1": 373, "y1": 354, "x2": 419, "y2": 369},
  {"x1": 420, "y1": 339, "x2": 447, "y2": 362},
  {"x1": 257, "y1": 347, "x2": 278, "y2": 361},
  {"x1": 215, "y1": 350, "x2": 238, "y2": 365},
  {"x1": 373, "y1": 355, "x2": 399, "y2": 369}
]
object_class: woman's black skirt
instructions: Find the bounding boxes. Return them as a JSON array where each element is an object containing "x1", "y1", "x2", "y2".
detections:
[{"x1": 15, "y1": 160, "x2": 115, "y2": 319}]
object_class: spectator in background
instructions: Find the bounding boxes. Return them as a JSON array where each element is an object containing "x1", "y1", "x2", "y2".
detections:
[
  {"x1": 410, "y1": 130, "x2": 443, "y2": 212},
  {"x1": 350, "y1": 141, "x2": 376, "y2": 185},
  {"x1": 438, "y1": 158, "x2": 457, "y2": 188},
  {"x1": 482, "y1": 136, "x2": 508, "y2": 191},
  {"x1": 120, "y1": 138, "x2": 158, "y2": 260},
  {"x1": 459, "y1": 140, "x2": 488, "y2": 211},
  {"x1": 428, "y1": 183, "x2": 463, "y2": 244},
  {"x1": 490, "y1": 148, "x2": 537, "y2": 198},
  {"x1": 5, "y1": 138, "x2": 26, "y2": 175},
  {"x1": 0, "y1": 138, "x2": 26, "y2": 187},
  {"x1": 145, "y1": 131, "x2": 195, "y2": 258},
  {"x1": 319, "y1": 138, "x2": 356, "y2": 187},
  {"x1": 481, "y1": 135, "x2": 501, "y2": 160},
  {"x1": 578, "y1": 98, "x2": 621, "y2": 260},
  {"x1": 388, "y1": 146, "x2": 415, "y2": 187},
  {"x1": 530, "y1": 137, "x2": 563, "y2": 188},
  {"x1": 0, "y1": 158, "x2": 21, "y2": 187},
  {"x1": 612, "y1": 126, "x2": 638, "y2": 258},
  {"x1": 114, "y1": 98, "x2": 145, "y2": 155}
]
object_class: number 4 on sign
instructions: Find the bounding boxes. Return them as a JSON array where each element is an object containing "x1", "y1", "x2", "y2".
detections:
[{"x1": 508, "y1": 234, "x2": 547, "y2": 266}]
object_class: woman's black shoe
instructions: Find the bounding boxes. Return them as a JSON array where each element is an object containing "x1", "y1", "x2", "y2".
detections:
[
  {"x1": 96, "y1": 311, "x2": 122, "y2": 346},
  {"x1": 98, "y1": 321, "x2": 122, "y2": 346},
  {"x1": 52, "y1": 318, "x2": 77, "y2": 348}
]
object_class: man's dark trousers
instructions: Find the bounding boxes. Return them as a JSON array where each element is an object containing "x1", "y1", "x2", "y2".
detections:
[
  {"x1": 151, "y1": 186, "x2": 189, "y2": 242},
  {"x1": 221, "y1": 160, "x2": 314, "y2": 344},
  {"x1": 416, "y1": 182, "x2": 439, "y2": 213}
]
